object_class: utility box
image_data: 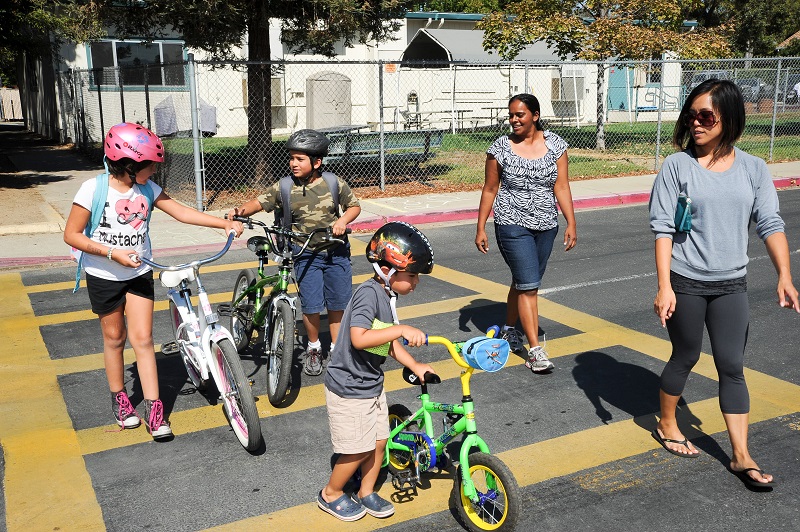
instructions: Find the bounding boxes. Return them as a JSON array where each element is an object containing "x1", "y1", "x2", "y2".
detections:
[{"x1": 306, "y1": 71, "x2": 351, "y2": 129}]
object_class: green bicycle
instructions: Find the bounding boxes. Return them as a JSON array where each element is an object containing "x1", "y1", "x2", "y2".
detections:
[
  {"x1": 384, "y1": 326, "x2": 520, "y2": 531},
  {"x1": 219, "y1": 216, "x2": 346, "y2": 406}
]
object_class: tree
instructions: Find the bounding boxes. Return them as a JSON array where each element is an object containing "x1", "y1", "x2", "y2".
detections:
[
  {"x1": 100, "y1": 0, "x2": 415, "y2": 179},
  {"x1": 0, "y1": 1, "x2": 104, "y2": 88},
  {"x1": 478, "y1": 0, "x2": 732, "y2": 150}
]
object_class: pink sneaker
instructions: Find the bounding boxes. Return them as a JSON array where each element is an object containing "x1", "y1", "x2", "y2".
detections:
[
  {"x1": 112, "y1": 390, "x2": 141, "y2": 429},
  {"x1": 144, "y1": 399, "x2": 173, "y2": 440}
]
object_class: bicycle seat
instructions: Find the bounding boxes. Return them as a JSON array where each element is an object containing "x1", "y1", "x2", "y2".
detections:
[
  {"x1": 159, "y1": 268, "x2": 195, "y2": 288},
  {"x1": 402, "y1": 367, "x2": 441, "y2": 386}
]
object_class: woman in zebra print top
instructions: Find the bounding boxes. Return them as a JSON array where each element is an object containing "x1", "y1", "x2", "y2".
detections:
[{"x1": 475, "y1": 93, "x2": 577, "y2": 373}]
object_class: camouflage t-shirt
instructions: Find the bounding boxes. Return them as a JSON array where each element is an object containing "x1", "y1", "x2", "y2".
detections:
[{"x1": 257, "y1": 174, "x2": 360, "y2": 251}]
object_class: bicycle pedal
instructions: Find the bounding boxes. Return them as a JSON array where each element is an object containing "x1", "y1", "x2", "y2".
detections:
[
  {"x1": 217, "y1": 303, "x2": 232, "y2": 316},
  {"x1": 391, "y1": 469, "x2": 418, "y2": 491},
  {"x1": 161, "y1": 341, "x2": 180, "y2": 356}
]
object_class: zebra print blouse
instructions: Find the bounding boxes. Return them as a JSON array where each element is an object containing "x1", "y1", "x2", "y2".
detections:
[{"x1": 487, "y1": 131, "x2": 568, "y2": 231}]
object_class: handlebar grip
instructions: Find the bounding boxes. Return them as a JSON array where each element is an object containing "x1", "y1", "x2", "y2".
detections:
[
  {"x1": 423, "y1": 371, "x2": 441, "y2": 384},
  {"x1": 402, "y1": 335, "x2": 428, "y2": 346}
]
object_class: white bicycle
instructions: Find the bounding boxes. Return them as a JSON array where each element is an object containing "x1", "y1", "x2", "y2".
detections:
[{"x1": 138, "y1": 231, "x2": 263, "y2": 452}]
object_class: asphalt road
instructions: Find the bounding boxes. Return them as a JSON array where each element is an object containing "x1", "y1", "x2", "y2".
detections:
[{"x1": 2, "y1": 189, "x2": 800, "y2": 531}]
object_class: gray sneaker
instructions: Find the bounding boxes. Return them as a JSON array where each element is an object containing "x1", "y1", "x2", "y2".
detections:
[
  {"x1": 304, "y1": 347, "x2": 323, "y2": 376},
  {"x1": 500, "y1": 327, "x2": 526, "y2": 353},
  {"x1": 525, "y1": 345, "x2": 554, "y2": 372}
]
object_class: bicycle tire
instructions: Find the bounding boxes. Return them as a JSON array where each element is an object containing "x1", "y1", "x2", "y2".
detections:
[
  {"x1": 387, "y1": 404, "x2": 418, "y2": 474},
  {"x1": 450, "y1": 452, "x2": 520, "y2": 532},
  {"x1": 230, "y1": 269, "x2": 257, "y2": 352},
  {"x1": 169, "y1": 300, "x2": 205, "y2": 390},
  {"x1": 266, "y1": 299, "x2": 294, "y2": 406},
  {"x1": 212, "y1": 338, "x2": 263, "y2": 451}
]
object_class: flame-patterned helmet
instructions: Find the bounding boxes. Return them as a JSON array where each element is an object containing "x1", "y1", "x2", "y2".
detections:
[
  {"x1": 104, "y1": 122, "x2": 164, "y2": 162},
  {"x1": 367, "y1": 222, "x2": 434, "y2": 274}
]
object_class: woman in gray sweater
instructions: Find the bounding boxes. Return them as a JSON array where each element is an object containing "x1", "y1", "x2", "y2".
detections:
[{"x1": 649, "y1": 79, "x2": 799, "y2": 487}]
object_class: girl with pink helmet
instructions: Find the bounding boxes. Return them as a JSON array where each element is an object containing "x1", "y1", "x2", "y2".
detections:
[{"x1": 64, "y1": 122, "x2": 243, "y2": 440}]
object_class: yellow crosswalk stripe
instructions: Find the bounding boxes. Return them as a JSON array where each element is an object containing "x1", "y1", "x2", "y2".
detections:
[{"x1": 0, "y1": 273, "x2": 105, "y2": 531}]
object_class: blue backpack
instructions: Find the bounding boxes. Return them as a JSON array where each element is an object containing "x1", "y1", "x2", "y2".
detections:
[{"x1": 72, "y1": 173, "x2": 154, "y2": 292}]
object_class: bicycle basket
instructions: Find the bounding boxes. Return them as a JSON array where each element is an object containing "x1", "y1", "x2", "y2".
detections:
[{"x1": 461, "y1": 336, "x2": 510, "y2": 372}]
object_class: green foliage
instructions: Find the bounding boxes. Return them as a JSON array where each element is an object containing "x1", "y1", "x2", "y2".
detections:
[
  {"x1": 0, "y1": 1, "x2": 104, "y2": 60},
  {"x1": 101, "y1": 0, "x2": 416, "y2": 61},
  {"x1": 478, "y1": 0, "x2": 732, "y2": 61}
]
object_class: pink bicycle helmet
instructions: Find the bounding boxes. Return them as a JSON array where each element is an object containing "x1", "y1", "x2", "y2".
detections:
[{"x1": 104, "y1": 122, "x2": 165, "y2": 163}]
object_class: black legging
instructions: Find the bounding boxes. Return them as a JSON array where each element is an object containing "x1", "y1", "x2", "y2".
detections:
[{"x1": 661, "y1": 291, "x2": 750, "y2": 414}]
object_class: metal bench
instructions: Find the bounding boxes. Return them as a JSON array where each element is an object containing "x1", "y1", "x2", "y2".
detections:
[{"x1": 323, "y1": 129, "x2": 446, "y2": 166}]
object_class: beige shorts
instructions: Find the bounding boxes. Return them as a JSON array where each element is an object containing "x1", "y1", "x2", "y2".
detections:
[{"x1": 325, "y1": 387, "x2": 390, "y2": 455}]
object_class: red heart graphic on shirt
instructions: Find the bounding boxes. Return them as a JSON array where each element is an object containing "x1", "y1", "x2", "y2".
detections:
[{"x1": 115, "y1": 197, "x2": 149, "y2": 229}]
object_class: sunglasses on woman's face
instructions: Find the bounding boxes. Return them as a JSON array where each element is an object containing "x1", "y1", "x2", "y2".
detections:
[{"x1": 684, "y1": 109, "x2": 718, "y2": 127}]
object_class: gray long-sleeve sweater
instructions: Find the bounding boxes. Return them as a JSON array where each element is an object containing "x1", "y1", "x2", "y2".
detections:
[{"x1": 649, "y1": 147, "x2": 784, "y2": 281}]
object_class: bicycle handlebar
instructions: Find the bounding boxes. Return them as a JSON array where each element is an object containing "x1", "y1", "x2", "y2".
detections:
[
  {"x1": 403, "y1": 335, "x2": 472, "y2": 370},
  {"x1": 137, "y1": 231, "x2": 236, "y2": 271},
  {"x1": 229, "y1": 215, "x2": 351, "y2": 258}
]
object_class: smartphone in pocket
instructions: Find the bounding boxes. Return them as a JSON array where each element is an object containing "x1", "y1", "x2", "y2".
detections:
[{"x1": 674, "y1": 194, "x2": 692, "y2": 233}]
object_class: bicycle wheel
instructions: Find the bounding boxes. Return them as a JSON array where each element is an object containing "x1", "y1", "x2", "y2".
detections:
[
  {"x1": 450, "y1": 452, "x2": 520, "y2": 532},
  {"x1": 169, "y1": 300, "x2": 205, "y2": 390},
  {"x1": 387, "y1": 404, "x2": 418, "y2": 474},
  {"x1": 230, "y1": 269, "x2": 256, "y2": 352},
  {"x1": 211, "y1": 338, "x2": 263, "y2": 451},
  {"x1": 266, "y1": 299, "x2": 294, "y2": 406}
]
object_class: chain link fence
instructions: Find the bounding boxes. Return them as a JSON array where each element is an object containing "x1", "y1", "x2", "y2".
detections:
[{"x1": 59, "y1": 56, "x2": 800, "y2": 210}]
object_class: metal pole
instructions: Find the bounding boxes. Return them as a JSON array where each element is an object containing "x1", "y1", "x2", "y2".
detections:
[
  {"x1": 379, "y1": 62, "x2": 385, "y2": 191},
  {"x1": 79, "y1": 73, "x2": 87, "y2": 149},
  {"x1": 769, "y1": 58, "x2": 781, "y2": 161},
  {"x1": 187, "y1": 53, "x2": 204, "y2": 211},
  {"x1": 119, "y1": 70, "x2": 126, "y2": 123},
  {"x1": 144, "y1": 66, "x2": 152, "y2": 130},
  {"x1": 96, "y1": 69, "x2": 105, "y2": 143},
  {"x1": 654, "y1": 58, "x2": 665, "y2": 171}
]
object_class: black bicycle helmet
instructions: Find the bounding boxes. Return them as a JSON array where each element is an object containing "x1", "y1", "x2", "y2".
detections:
[
  {"x1": 286, "y1": 129, "x2": 330, "y2": 157},
  {"x1": 367, "y1": 221, "x2": 434, "y2": 274}
]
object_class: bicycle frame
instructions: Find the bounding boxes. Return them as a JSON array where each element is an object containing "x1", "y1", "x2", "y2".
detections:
[
  {"x1": 385, "y1": 336, "x2": 492, "y2": 502},
  {"x1": 236, "y1": 252, "x2": 296, "y2": 331},
  {"x1": 141, "y1": 232, "x2": 237, "y2": 386}
]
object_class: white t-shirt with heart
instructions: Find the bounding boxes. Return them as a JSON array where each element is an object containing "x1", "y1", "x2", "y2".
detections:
[{"x1": 73, "y1": 178, "x2": 162, "y2": 281}]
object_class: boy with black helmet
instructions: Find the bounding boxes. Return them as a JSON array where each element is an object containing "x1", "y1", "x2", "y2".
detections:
[
  {"x1": 229, "y1": 129, "x2": 361, "y2": 376},
  {"x1": 318, "y1": 222, "x2": 435, "y2": 522}
]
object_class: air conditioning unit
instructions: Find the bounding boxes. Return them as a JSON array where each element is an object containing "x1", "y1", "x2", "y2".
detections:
[{"x1": 551, "y1": 77, "x2": 585, "y2": 100}]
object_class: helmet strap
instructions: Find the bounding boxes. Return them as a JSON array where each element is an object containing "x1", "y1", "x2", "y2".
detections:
[{"x1": 372, "y1": 263, "x2": 400, "y2": 324}]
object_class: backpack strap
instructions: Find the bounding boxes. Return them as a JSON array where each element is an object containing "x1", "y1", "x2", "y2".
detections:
[
  {"x1": 279, "y1": 172, "x2": 341, "y2": 229},
  {"x1": 321, "y1": 171, "x2": 340, "y2": 218},
  {"x1": 73, "y1": 172, "x2": 110, "y2": 293},
  {"x1": 280, "y1": 175, "x2": 293, "y2": 230}
]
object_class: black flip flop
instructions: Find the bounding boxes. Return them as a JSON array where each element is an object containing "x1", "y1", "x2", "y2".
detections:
[
  {"x1": 651, "y1": 428, "x2": 700, "y2": 458},
  {"x1": 731, "y1": 467, "x2": 776, "y2": 488}
]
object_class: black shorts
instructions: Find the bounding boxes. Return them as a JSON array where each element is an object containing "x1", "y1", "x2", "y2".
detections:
[{"x1": 86, "y1": 271, "x2": 155, "y2": 315}]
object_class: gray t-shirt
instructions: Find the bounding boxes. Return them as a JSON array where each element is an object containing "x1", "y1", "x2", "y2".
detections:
[
  {"x1": 649, "y1": 147, "x2": 784, "y2": 281},
  {"x1": 324, "y1": 278, "x2": 394, "y2": 399}
]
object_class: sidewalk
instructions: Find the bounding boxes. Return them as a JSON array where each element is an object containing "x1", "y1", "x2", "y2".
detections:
[{"x1": 1, "y1": 121, "x2": 799, "y2": 270}]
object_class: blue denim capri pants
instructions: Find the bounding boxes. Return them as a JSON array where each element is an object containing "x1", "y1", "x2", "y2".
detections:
[
  {"x1": 494, "y1": 223, "x2": 558, "y2": 291},
  {"x1": 293, "y1": 243, "x2": 353, "y2": 314}
]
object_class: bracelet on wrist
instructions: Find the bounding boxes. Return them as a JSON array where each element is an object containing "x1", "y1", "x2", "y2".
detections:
[{"x1": 106, "y1": 248, "x2": 114, "y2": 261}]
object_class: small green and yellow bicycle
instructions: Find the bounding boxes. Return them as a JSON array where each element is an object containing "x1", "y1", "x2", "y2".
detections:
[{"x1": 385, "y1": 327, "x2": 520, "y2": 531}]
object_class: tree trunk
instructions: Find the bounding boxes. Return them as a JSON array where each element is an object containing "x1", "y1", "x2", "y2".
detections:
[
  {"x1": 246, "y1": 0, "x2": 273, "y2": 182},
  {"x1": 595, "y1": 62, "x2": 606, "y2": 151}
]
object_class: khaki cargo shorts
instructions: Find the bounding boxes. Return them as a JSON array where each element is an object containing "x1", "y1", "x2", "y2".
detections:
[{"x1": 325, "y1": 387, "x2": 389, "y2": 455}]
